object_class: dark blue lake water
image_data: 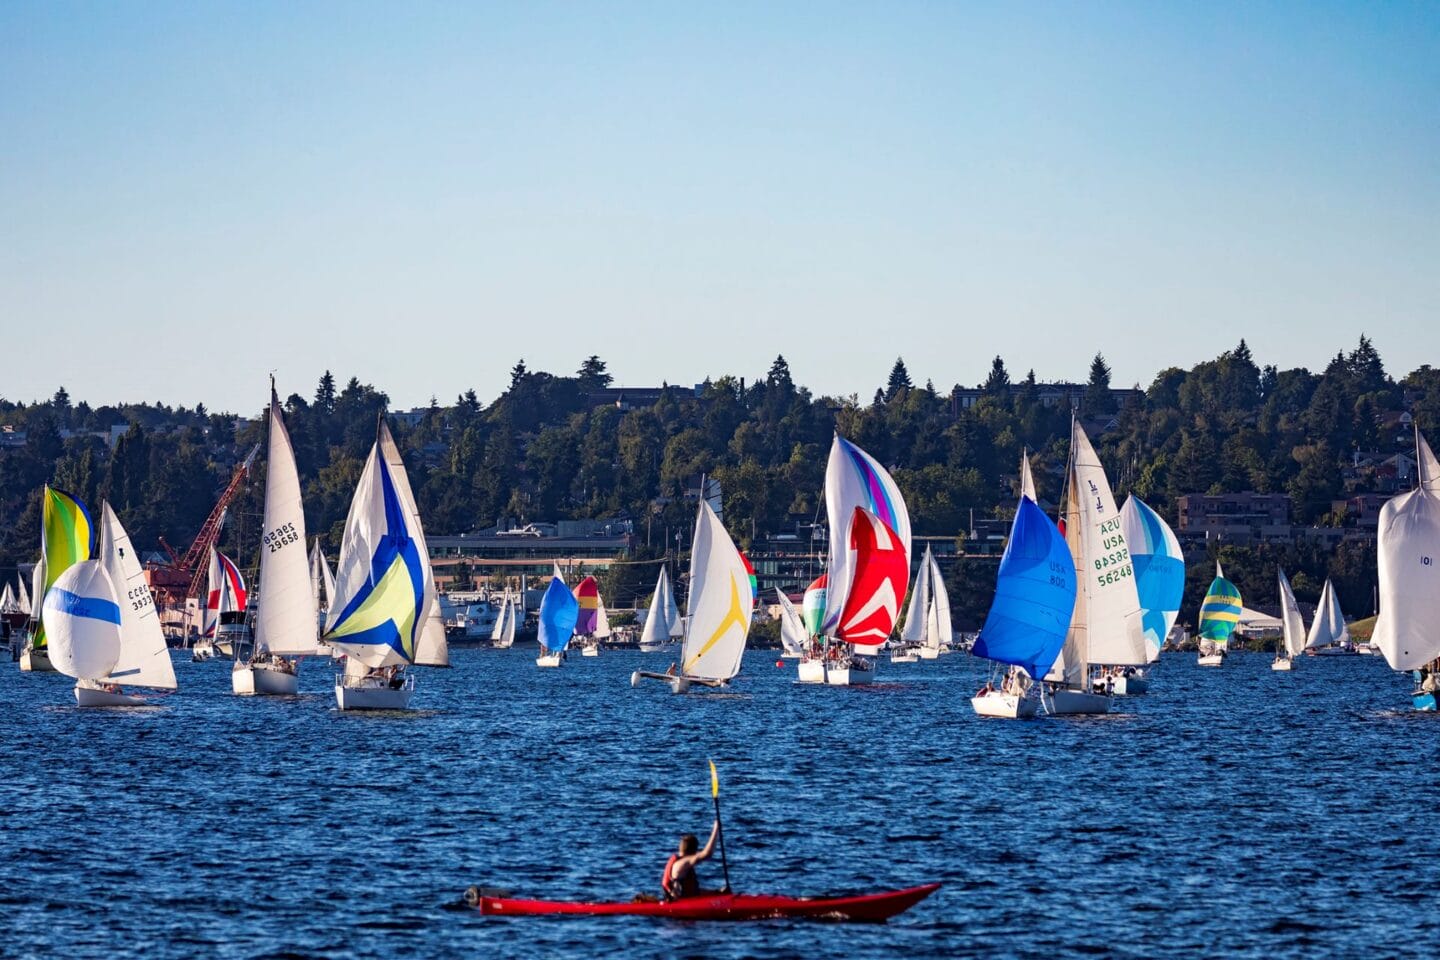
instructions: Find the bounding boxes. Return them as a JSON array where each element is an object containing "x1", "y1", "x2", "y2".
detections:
[{"x1": 2, "y1": 648, "x2": 1436, "y2": 959}]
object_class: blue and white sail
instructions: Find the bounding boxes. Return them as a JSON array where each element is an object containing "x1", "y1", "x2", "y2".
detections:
[
  {"x1": 41, "y1": 560, "x2": 123, "y2": 681},
  {"x1": 973, "y1": 496, "x2": 1076, "y2": 680},
  {"x1": 322, "y1": 425, "x2": 433, "y2": 669},
  {"x1": 1120, "y1": 495, "x2": 1185, "y2": 661},
  {"x1": 538, "y1": 565, "x2": 579, "y2": 654}
]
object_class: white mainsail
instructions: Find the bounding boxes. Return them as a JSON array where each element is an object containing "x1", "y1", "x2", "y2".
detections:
[
  {"x1": 640, "y1": 566, "x2": 680, "y2": 646},
  {"x1": 1419, "y1": 429, "x2": 1440, "y2": 494},
  {"x1": 680, "y1": 500, "x2": 753, "y2": 681},
  {"x1": 491, "y1": 597, "x2": 510, "y2": 641},
  {"x1": 926, "y1": 550, "x2": 953, "y2": 651},
  {"x1": 1020, "y1": 449, "x2": 1037, "y2": 502},
  {"x1": 415, "y1": 600, "x2": 451, "y2": 667},
  {"x1": 0, "y1": 584, "x2": 15, "y2": 614},
  {"x1": 1373, "y1": 431, "x2": 1440, "y2": 671},
  {"x1": 254, "y1": 387, "x2": 320, "y2": 657},
  {"x1": 97, "y1": 503, "x2": 176, "y2": 690},
  {"x1": 900, "y1": 546, "x2": 932, "y2": 645},
  {"x1": 1048, "y1": 420, "x2": 1146, "y2": 684},
  {"x1": 1277, "y1": 569, "x2": 1307, "y2": 659},
  {"x1": 774, "y1": 588, "x2": 806, "y2": 656},
  {"x1": 17, "y1": 572, "x2": 31, "y2": 615},
  {"x1": 595, "y1": 592, "x2": 612, "y2": 639},
  {"x1": 1305, "y1": 579, "x2": 1349, "y2": 651}
]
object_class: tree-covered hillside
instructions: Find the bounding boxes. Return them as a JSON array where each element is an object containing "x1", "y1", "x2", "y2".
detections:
[{"x1": 2, "y1": 336, "x2": 1433, "y2": 624}]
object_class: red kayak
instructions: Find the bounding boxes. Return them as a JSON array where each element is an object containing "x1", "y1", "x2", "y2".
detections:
[{"x1": 475, "y1": 882, "x2": 940, "y2": 923}]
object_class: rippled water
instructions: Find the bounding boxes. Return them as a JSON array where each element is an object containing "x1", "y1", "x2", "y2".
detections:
[{"x1": 3, "y1": 648, "x2": 1437, "y2": 959}]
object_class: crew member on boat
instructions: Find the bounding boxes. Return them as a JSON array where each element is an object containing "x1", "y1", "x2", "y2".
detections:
[{"x1": 662, "y1": 819, "x2": 721, "y2": 901}]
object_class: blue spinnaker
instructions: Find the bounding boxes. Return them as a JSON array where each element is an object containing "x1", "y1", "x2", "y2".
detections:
[
  {"x1": 538, "y1": 576, "x2": 579, "y2": 653},
  {"x1": 1122, "y1": 496, "x2": 1185, "y2": 654},
  {"x1": 973, "y1": 497, "x2": 1077, "y2": 680}
]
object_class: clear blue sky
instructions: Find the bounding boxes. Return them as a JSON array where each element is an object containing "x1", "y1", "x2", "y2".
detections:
[{"x1": 3, "y1": 1, "x2": 1437, "y2": 414}]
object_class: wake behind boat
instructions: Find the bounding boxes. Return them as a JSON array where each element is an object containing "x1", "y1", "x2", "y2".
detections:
[{"x1": 469, "y1": 883, "x2": 941, "y2": 923}]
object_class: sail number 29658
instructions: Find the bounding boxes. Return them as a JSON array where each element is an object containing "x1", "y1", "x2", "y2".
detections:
[{"x1": 264, "y1": 522, "x2": 300, "y2": 553}]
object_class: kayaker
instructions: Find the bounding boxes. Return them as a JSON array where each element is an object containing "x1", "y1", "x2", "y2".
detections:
[{"x1": 662, "y1": 819, "x2": 720, "y2": 900}]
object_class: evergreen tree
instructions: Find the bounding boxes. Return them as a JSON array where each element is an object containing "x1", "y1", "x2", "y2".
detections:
[
  {"x1": 510, "y1": 359, "x2": 529, "y2": 388},
  {"x1": 314, "y1": 371, "x2": 337, "y2": 414},
  {"x1": 983, "y1": 356, "x2": 1011, "y2": 397},
  {"x1": 767, "y1": 355, "x2": 793, "y2": 391},
  {"x1": 577, "y1": 355, "x2": 613, "y2": 391},
  {"x1": 1085, "y1": 353, "x2": 1115, "y2": 414},
  {"x1": 885, "y1": 358, "x2": 913, "y2": 401}
]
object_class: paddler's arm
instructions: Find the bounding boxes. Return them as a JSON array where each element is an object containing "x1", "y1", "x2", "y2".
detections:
[{"x1": 696, "y1": 819, "x2": 720, "y2": 861}]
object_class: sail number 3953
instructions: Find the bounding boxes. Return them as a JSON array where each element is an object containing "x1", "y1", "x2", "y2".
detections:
[{"x1": 264, "y1": 522, "x2": 300, "y2": 553}]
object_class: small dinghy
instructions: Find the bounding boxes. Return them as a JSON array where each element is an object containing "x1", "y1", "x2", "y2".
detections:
[{"x1": 470, "y1": 882, "x2": 940, "y2": 923}]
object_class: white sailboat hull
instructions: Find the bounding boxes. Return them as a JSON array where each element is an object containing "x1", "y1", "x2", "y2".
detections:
[
  {"x1": 19, "y1": 647, "x2": 55, "y2": 672},
  {"x1": 1271, "y1": 657, "x2": 1293, "y2": 671},
  {"x1": 825, "y1": 664, "x2": 874, "y2": 686},
  {"x1": 971, "y1": 691, "x2": 1038, "y2": 719},
  {"x1": 334, "y1": 673, "x2": 415, "y2": 710},
  {"x1": 581, "y1": 645, "x2": 599, "y2": 658},
  {"x1": 190, "y1": 640, "x2": 216, "y2": 662},
  {"x1": 75, "y1": 681, "x2": 149, "y2": 707},
  {"x1": 916, "y1": 647, "x2": 940, "y2": 660},
  {"x1": 232, "y1": 660, "x2": 300, "y2": 696},
  {"x1": 536, "y1": 653, "x2": 564, "y2": 668},
  {"x1": 1109, "y1": 674, "x2": 1149, "y2": 695},
  {"x1": 797, "y1": 659, "x2": 826, "y2": 684},
  {"x1": 1197, "y1": 653, "x2": 1225, "y2": 667},
  {"x1": 889, "y1": 650, "x2": 918, "y2": 663},
  {"x1": 853, "y1": 643, "x2": 883, "y2": 656},
  {"x1": 1046, "y1": 688, "x2": 1112, "y2": 715}
]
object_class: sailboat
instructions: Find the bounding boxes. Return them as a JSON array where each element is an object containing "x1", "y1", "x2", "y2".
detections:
[
  {"x1": 796, "y1": 575, "x2": 828, "y2": 683},
  {"x1": 196, "y1": 547, "x2": 247, "y2": 661},
  {"x1": 800, "y1": 435, "x2": 912, "y2": 686},
  {"x1": 1374, "y1": 429, "x2": 1440, "y2": 709},
  {"x1": 1304, "y1": 579, "x2": 1350, "y2": 656},
  {"x1": 638, "y1": 565, "x2": 682, "y2": 653},
  {"x1": 918, "y1": 549, "x2": 952, "y2": 659},
  {"x1": 1272, "y1": 568, "x2": 1306, "y2": 671},
  {"x1": 971, "y1": 494, "x2": 1076, "y2": 718},
  {"x1": 632, "y1": 498, "x2": 753, "y2": 693},
  {"x1": 322, "y1": 422, "x2": 436, "y2": 710},
  {"x1": 1197, "y1": 563, "x2": 1242, "y2": 666},
  {"x1": 892, "y1": 556, "x2": 927, "y2": 664},
  {"x1": 234, "y1": 385, "x2": 320, "y2": 696},
  {"x1": 774, "y1": 588, "x2": 806, "y2": 659},
  {"x1": 1042, "y1": 420, "x2": 1147, "y2": 714},
  {"x1": 491, "y1": 593, "x2": 518, "y2": 648},
  {"x1": 1115, "y1": 495, "x2": 1185, "y2": 694},
  {"x1": 20, "y1": 486, "x2": 93, "y2": 673},
  {"x1": 537, "y1": 566, "x2": 578, "y2": 667},
  {"x1": 573, "y1": 576, "x2": 610, "y2": 657},
  {"x1": 72, "y1": 503, "x2": 179, "y2": 706},
  {"x1": 309, "y1": 542, "x2": 344, "y2": 661}
]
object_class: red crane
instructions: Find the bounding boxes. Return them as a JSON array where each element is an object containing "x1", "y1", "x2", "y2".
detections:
[{"x1": 144, "y1": 444, "x2": 260, "y2": 609}]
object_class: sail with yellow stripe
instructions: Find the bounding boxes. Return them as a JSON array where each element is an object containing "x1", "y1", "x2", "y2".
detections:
[
  {"x1": 680, "y1": 498, "x2": 753, "y2": 681},
  {"x1": 1199, "y1": 562, "x2": 1243, "y2": 648},
  {"x1": 322, "y1": 425, "x2": 433, "y2": 669},
  {"x1": 34, "y1": 486, "x2": 94, "y2": 648}
]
